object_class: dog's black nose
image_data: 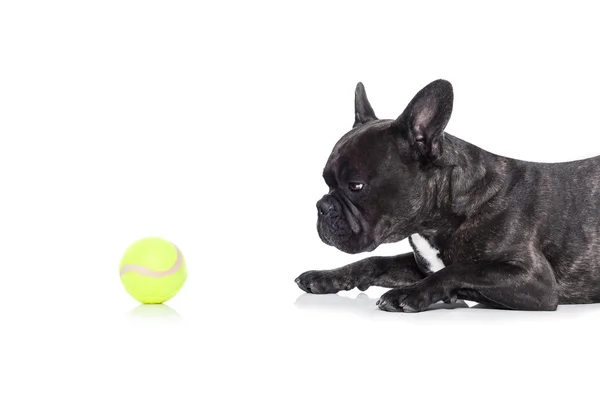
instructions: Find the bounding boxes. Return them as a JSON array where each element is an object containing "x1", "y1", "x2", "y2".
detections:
[{"x1": 317, "y1": 197, "x2": 335, "y2": 215}]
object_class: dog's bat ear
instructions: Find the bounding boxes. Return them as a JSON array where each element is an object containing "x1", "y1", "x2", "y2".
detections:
[
  {"x1": 393, "y1": 79, "x2": 453, "y2": 164},
  {"x1": 354, "y1": 82, "x2": 378, "y2": 128}
]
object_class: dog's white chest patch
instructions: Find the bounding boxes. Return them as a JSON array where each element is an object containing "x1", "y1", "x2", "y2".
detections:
[
  {"x1": 409, "y1": 234, "x2": 478, "y2": 308},
  {"x1": 409, "y1": 234, "x2": 446, "y2": 273}
]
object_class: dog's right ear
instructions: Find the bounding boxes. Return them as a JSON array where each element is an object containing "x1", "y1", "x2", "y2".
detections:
[{"x1": 354, "y1": 82, "x2": 377, "y2": 128}]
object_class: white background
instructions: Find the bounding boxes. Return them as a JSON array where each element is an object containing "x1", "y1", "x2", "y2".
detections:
[{"x1": 2, "y1": 1, "x2": 600, "y2": 399}]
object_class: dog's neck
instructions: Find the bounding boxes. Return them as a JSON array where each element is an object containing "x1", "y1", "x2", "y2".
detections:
[{"x1": 417, "y1": 133, "x2": 512, "y2": 243}]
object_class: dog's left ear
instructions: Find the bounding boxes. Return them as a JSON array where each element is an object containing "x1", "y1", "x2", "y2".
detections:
[
  {"x1": 392, "y1": 79, "x2": 453, "y2": 164},
  {"x1": 354, "y1": 82, "x2": 378, "y2": 127}
]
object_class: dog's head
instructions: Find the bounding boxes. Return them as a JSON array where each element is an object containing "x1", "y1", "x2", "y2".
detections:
[{"x1": 317, "y1": 80, "x2": 454, "y2": 253}]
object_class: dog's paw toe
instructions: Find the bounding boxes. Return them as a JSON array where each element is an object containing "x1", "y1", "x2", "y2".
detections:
[
  {"x1": 400, "y1": 303, "x2": 418, "y2": 313},
  {"x1": 377, "y1": 291, "x2": 406, "y2": 312},
  {"x1": 377, "y1": 286, "x2": 433, "y2": 313},
  {"x1": 294, "y1": 276, "x2": 312, "y2": 293},
  {"x1": 295, "y1": 270, "x2": 346, "y2": 294}
]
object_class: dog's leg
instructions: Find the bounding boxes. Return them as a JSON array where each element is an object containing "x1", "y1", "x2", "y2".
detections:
[
  {"x1": 295, "y1": 253, "x2": 426, "y2": 294},
  {"x1": 377, "y1": 257, "x2": 559, "y2": 312}
]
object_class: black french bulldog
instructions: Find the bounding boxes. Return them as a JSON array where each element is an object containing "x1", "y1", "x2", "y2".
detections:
[{"x1": 295, "y1": 79, "x2": 600, "y2": 312}]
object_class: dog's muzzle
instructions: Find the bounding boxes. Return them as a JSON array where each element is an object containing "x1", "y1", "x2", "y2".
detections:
[{"x1": 317, "y1": 196, "x2": 336, "y2": 216}]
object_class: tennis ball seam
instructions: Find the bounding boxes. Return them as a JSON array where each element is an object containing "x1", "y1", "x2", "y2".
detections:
[{"x1": 119, "y1": 245, "x2": 184, "y2": 278}]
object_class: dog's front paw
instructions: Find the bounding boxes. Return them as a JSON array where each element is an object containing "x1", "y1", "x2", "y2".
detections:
[
  {"x1": 376, "y1": 284, "x2": 441, "y2": 313},
  {"x1": 295, "y1": 270, "x2": 355, "y2": 294}
]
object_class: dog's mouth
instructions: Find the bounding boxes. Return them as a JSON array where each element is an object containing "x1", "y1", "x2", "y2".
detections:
[
  {"x1": 319, "y1": 229, "x2": 378, "y2": 254},
  {"x1": 316, "y1": 196, "x2": 377, "y2": 254}
]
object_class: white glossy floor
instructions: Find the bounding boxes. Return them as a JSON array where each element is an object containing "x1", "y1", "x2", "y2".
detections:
[{"x1": 4, "y1": 275, "x2": 599, "y2": 399}]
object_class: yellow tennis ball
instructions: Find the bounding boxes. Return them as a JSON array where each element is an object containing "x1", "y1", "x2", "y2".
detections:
[{"x1": 119, "y1": 237, "x2": 187, "y2": 304}]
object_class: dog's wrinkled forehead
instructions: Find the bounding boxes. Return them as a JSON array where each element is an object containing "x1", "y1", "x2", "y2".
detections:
[
  {"x1": 328, "y1": 120, "x2": 393, "y2": 163},
  {"x1": 326, "y1": 120, "x2": 394, "y2": 175}
]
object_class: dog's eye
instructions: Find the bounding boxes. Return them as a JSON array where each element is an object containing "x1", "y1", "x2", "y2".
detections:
[{"x1": 348, "y1": 182, "x2": 364, "y2": 191}]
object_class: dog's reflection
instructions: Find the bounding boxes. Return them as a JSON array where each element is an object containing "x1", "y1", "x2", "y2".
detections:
[
  {"x1": 295, "y1": 292, "x2": 473, "y2": 317},
  {"x1": 295, "y1": 291, "x2": 600, "y2": 320}
]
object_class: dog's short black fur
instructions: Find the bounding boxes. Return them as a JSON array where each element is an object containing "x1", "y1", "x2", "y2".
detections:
[{"x1": 295, "y1": 79, "x2": 600, "y2": 312}]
